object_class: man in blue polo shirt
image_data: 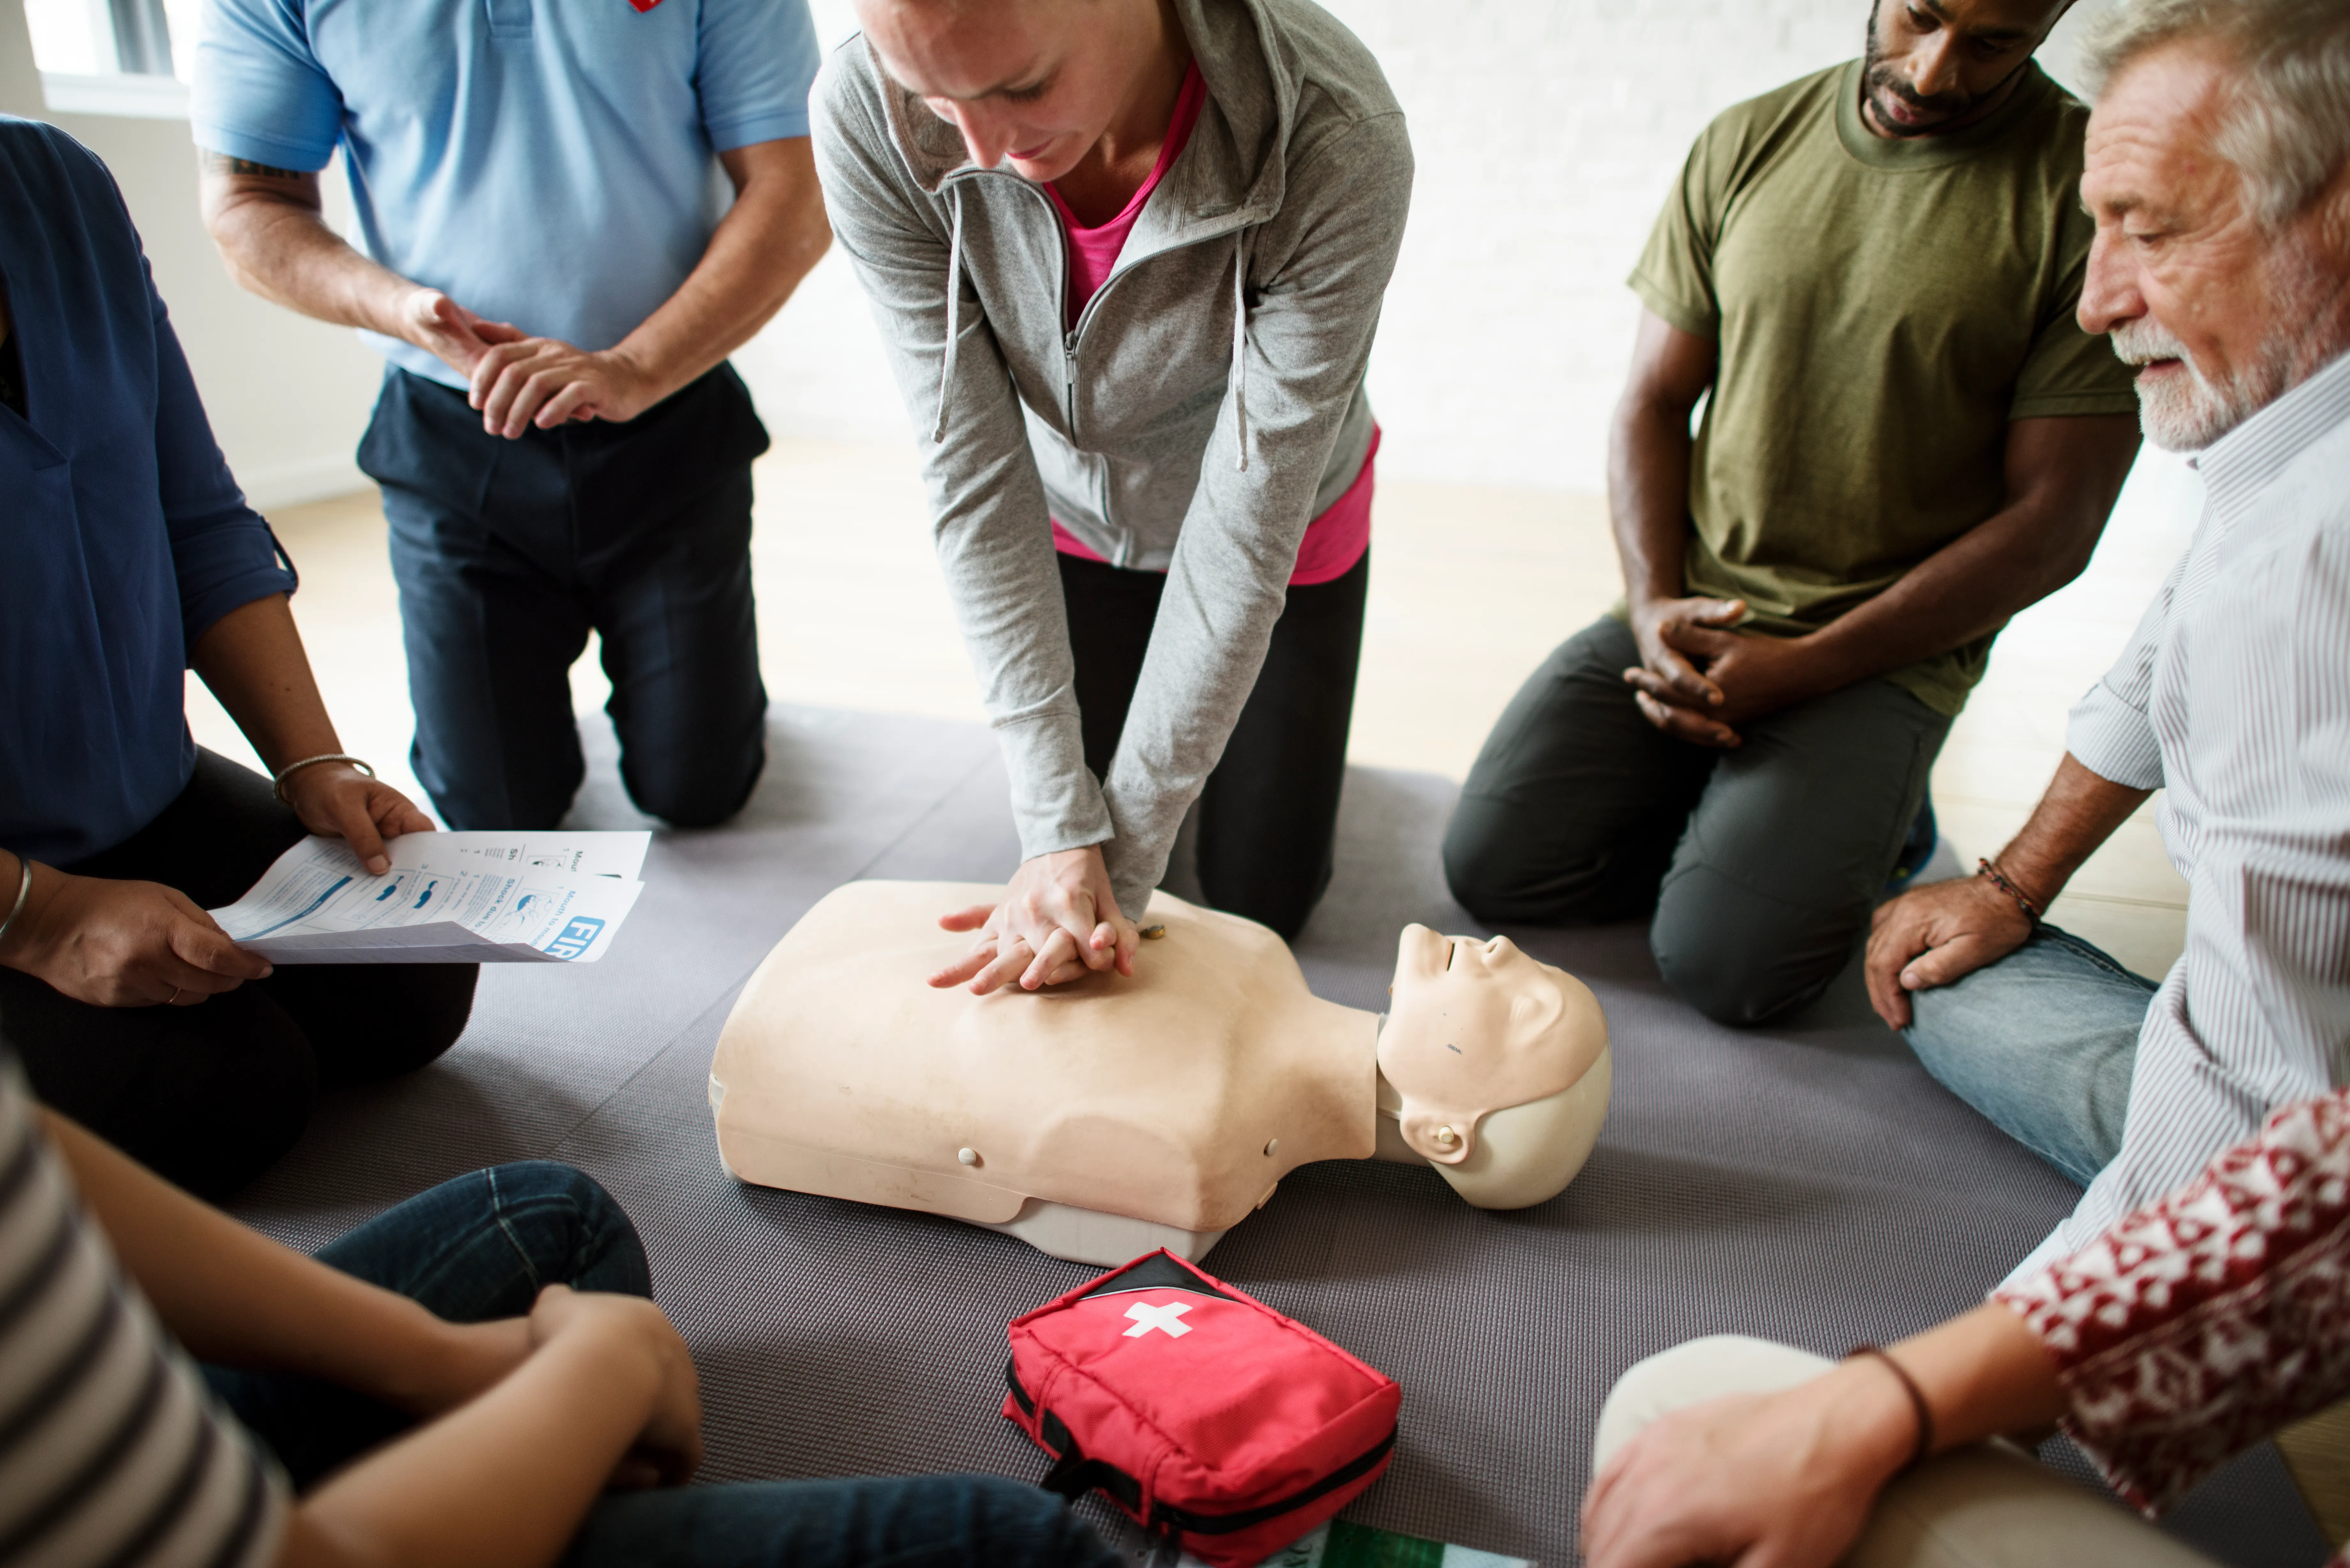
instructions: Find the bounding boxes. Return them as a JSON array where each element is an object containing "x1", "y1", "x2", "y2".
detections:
[{"x1": 193, "y1": 0, "x2": 830, "y2": 832}]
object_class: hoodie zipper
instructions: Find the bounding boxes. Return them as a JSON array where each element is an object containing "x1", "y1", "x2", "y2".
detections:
[{"x1": 944, "y1": 168, "x2": 1248, "y2": 456}]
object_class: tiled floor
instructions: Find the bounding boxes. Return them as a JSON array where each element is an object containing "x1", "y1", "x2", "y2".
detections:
[{"x1": 191, "y1": 434, "x2": 2194, "y2": 977}]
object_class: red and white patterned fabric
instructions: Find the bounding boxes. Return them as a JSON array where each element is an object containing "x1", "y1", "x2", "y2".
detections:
[{"x1": 1995, "y1": 1085, "x2": 2350, "y2": 1524}]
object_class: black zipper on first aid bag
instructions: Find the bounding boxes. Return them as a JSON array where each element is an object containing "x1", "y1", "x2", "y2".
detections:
[{"x1": 1005, "y1": 1363, "x2": 1397, "y2": 1536}]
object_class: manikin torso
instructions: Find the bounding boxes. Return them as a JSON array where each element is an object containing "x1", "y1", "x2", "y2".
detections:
[{"x1": 710, "y1": 882, "x2": 1609, "y2": 1263}]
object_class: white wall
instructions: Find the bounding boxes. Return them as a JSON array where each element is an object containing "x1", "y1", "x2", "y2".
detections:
[{"x1": 743, "y1": 0, "x2": 2129, "y2": 491}]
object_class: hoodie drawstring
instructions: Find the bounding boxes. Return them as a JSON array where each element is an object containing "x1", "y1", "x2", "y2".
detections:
[
  {"x1": 1230, "y1": 231, "x2": 1250, "y2": 471},
  {"x1": 934, "y1": 185, "x2": 965, "y2": 443}
]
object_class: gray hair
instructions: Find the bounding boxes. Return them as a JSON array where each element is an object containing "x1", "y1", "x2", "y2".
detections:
[{"x1": 2080, "y1": 0, "x2": 2350, "y2": 229}]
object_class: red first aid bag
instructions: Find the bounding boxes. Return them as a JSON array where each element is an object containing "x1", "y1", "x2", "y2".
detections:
[{"x1": 1003, "y1": 1250, "x2": 1401, "y2": 1567}]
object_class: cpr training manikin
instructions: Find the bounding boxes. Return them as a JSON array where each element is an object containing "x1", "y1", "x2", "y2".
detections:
[{"x1": 709, "y1": 882, "x2": 1611, "y2": 1264}]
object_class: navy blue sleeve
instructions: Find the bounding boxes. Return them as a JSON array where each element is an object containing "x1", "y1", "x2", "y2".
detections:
[{"x1": 142, "y1": 256, "x2": 298, "y2": 652}]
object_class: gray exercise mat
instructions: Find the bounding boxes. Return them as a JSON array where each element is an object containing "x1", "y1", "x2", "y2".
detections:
[{"x1": 230, "y1": 705, "x2": 2329, "y2": 1568}]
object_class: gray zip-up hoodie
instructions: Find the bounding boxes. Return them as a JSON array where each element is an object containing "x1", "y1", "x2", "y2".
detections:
[{"x1": 812, "y1": 0, "x2": 1413, "y2": 917}]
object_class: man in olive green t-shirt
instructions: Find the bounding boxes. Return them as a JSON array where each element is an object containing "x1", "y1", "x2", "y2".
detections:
[{"x1": 1444, "y1": 0, "x2": 2142, "y2": 1026}]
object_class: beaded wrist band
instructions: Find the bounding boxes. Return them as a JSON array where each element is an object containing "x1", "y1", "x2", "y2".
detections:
[
  {"x1": 1976, "y1": 857, "x2": 2042, "y2": 926},
  {"x1": 272, "y1": 753, "x2": 375, "y2": 805},
  {"x1": 1846, "y1": 1345, "x2": 1936, "y2": 1473}
]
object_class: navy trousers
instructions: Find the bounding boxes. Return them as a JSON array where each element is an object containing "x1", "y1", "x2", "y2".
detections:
[{"x1": 361, "y1": 365, "x2": 771, "y2": 831}]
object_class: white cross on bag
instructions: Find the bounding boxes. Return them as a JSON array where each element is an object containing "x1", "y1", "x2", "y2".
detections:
[{"x1": 1122, "y1": 1300, "x2": 1194, "y2": 1339}]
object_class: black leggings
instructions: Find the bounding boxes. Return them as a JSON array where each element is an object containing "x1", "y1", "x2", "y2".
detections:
[
  {"x1": 0, "y1": 751, "x2": 477, "y2": 1196},
  {"x1": 1060, "y1": 548, "x2": 1368, "y2": 941}
]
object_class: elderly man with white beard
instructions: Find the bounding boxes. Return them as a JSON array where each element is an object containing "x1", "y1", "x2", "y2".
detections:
[
  {"x1": 1572, "y1": 16, "x2": 2350, "y2": 1565},
  {"x1": 1859, "y1": 0, "x2": 2350, "y2": 1235}
]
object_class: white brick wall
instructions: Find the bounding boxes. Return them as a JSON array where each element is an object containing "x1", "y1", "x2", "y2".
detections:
[{"x1": 739, "y1": 0, "x2": 2122, "y2": 492}]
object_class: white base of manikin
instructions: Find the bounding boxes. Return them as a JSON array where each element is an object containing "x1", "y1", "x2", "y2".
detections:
[
  {"x1": 709, "y1": 1095, "x2": 1231, "y2": 1267},
  {"x1": 980, "y1": 1198, "x2": 1230, "y2": 1266}
]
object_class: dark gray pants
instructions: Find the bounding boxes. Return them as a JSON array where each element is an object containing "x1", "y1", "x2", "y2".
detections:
[{"x1": 1443, "y1": 618, "x2": 1952, "y2": 1025}]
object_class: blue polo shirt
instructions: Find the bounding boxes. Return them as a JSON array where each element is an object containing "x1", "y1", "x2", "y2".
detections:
[
  {"x1": 0, "y1": 119, "x2": 298, "y2": 865},
  {"x1": 190, "y1": 0, "x2": 819, "y2": 389}
]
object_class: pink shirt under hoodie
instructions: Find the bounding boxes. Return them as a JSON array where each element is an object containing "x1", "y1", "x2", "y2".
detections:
[{"x1": 1045, "y1": 63, "x2": 1375, "y2": 588}]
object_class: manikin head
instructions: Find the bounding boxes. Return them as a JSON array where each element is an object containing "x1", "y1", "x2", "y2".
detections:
[
  {"x1": 1859, "y1": 0, "x2": 2075, "y2": 139},
  {"x1": 2075, "y1": 0, "x2": 2350, "y2": 452},
  {"x1": 1377, "y1": 926, "x2": 1611, "y2": 1212},
  {"x1": 854, "y1": 0, "x2": 1183, "y2": 182}
]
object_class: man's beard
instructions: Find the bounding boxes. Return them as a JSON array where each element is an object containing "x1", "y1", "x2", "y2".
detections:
[
  {"x1": 2111, "y1": 242, "x2": 2335, "y2": 451},
  {"x1": 1861, "y1": 11, "x2": 1999, "y2": 136}
]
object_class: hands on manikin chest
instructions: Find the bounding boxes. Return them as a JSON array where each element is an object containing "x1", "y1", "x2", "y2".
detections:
[{"x1": 710, "y1": 882, "x2": 1611, "y2": 1264}]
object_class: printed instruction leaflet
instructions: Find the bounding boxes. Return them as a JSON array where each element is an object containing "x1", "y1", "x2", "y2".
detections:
[{"x1": 210, "y1": 832, "x2": 651, "y2": 964}]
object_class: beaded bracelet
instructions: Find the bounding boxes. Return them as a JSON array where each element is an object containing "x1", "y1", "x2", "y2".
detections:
[
  {"x1": 1976, "y1": 857, "x2": 2042, "y2": 926},
  {"x1": 1846, "y1": 1344, "x2": 1937, "y2": 1473}
]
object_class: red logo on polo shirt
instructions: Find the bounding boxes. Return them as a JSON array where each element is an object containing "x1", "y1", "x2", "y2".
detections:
[{"x1": 628, "y1": 0, "x2": 662, "y2": 11}]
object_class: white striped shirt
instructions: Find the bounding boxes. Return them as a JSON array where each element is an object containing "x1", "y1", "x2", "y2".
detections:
[
  {"x1": 0, "y1": 1060, "x2": 286, "y2": 1568},
  {"x1": 2012, "y1": 348, "x2": 2350, "y2": 1281}
]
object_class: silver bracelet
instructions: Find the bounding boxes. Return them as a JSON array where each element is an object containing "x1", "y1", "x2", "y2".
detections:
[
  {"x1": 272, "y1": 752, "x2": 375, "y2": 804},
  {"x1": 0, "y1": 856, "x2": 32, "y2": 947}
]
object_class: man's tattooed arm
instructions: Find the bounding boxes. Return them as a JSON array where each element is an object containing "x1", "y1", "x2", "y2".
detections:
[{"x1": 199, "y1": 150, "x2": 309, "y2": 179}]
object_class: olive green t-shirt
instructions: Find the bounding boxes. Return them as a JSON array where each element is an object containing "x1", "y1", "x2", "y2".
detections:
[{"x1": 1628, "y1": 59, "x2": 2139, "y2": 716}]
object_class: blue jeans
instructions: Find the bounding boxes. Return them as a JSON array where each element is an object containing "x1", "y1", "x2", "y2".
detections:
[
  {"x1": 1903, "y1": 926, "x2": 2158, "y2": 1187},
  {"x1": 209, "y1": 1163, "x2": 1114, "y2": 1568}
]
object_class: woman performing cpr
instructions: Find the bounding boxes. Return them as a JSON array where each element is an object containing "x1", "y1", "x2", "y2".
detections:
[{"x1": 815, "y1": 0, "x2": 1412, "y2": 988}]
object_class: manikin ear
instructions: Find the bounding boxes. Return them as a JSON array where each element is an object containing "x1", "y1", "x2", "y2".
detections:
[
  {"x1": 1393, "y1": 923, "x2": 1451, "y2": 988},
  {"x1": 1425, "y1": 1045, "x2": 1613, "y2": 1210}
]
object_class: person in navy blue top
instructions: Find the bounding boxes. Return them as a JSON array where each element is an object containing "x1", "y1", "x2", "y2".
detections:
[{"x1": 0, "y1": 117, "x2": 474, "y2": 1199}]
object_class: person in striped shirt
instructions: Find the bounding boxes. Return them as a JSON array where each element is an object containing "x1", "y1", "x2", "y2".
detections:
[
  {"x1": 1865, "y1": 0, "x2": 2350, "y2": 1277},
  {"x1": 0, "y1": 1052, "x2": 1118, "y2": 1568}
]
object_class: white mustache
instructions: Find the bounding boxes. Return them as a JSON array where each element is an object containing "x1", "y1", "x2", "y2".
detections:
[{"x1": 2111, "y1": 319, "x2": 2190, "y2": 368}]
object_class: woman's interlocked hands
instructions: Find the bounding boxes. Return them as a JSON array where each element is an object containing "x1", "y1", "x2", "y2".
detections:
[{"x1": 927, "y1": 844, "x2": 1141, "y2": 994}]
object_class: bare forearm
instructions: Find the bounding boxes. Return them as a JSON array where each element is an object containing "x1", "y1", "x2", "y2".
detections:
[
  {"x1": 284, "y1": 1326, "x2": 655, "y2": 1568},
  {"x1": 40, "y1": 1111, "x2": 451, "y2": 1390},
  {"x1": 1609, "y1": 397, "x2": 1696, "y2": 606},
  {"x1": 1993, "y1": 753, "x2": 2152, "y2": 908},
  {"x1": 1888, "y1": 1302, "x2": 2068, "y2": 1456},
  {"x1": 1801, "y1": 414, "x2": 2140, "y2": 687},
  {"x1": 605, "y1": 139, "x2": 830, "y2": 405},
  {"x1": 189, "y1": 595, "x2": 343, "y2": 775},
  {"x1": 200, "y1": 163, "x2": 416, "y2": 337}
]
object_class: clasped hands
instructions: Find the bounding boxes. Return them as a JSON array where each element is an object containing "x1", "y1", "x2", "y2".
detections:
[
  {"x1": 928, "y1": 844, "x2": 1141, "y2": 995},
  {"x1": 398, "y1": 286, "x2": 660, "y2": 440},
  {"x1": 367, "y1": 1283, "x2": 701, "y2": 1492},
  {"x1": 1624, "y1": 594, "x2": 1828, "y2": 748},
  {"x1": 0, "y1": 764, "x2": 430, "y2": 1010}
]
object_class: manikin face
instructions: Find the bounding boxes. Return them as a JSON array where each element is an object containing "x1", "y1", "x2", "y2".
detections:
[
  {"x1": 1859, "y1": 0, "x2": 2068, "y2": 138},
  {"x1": 2077, "y1": 43, "x2": 2350, "y2": 452},
  {"x1": 1386, "y1": 929, "x2": 1569, "y2": 1079},
  {"x1": 856, "y1": 0, "x2": 1165, "y2": 184},
  {"x1": 1380, "y1": 927, "x2": 1606, "y2": 1171}
]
